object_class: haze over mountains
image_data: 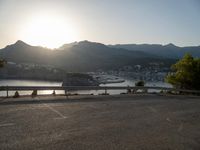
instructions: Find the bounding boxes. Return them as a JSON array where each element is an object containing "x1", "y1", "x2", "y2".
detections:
[
  {"x1": 1, "y1": 40, "x2": 199, "y2": 72},
  {"x1": 109, "y1": 43, "x2": 200, "y2": 58}
]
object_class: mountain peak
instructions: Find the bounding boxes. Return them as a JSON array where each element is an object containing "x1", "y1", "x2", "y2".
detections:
[
  {"x1": 59, "y1": 40, "x2": 107, "y2": 50},
  {"x1": 15, "y1": 40, "x2": 26, "y2": 44},
  {"x1": 77, "y1": 40, "x2": 106, "y2": 47},
  {"x1": 59, "y1": 41, "x2": 78, "y2": 50},
  {"x1": 14, "y1": 40, "x2": 30, "y2": 47},
  {"x1": 165, "y1": 43, "x2": 177, "y2": 48},
  {"x1": 78, "y1": 40, "x2": 96, "y2": 45}
]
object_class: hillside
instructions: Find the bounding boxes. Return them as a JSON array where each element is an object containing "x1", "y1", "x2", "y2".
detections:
[
  {"x1": 0, "y1": 40, "x2": 175, "y2": 72},
  {"x1": 109, "y1": 43, "x2": 200, "y2": 58}
]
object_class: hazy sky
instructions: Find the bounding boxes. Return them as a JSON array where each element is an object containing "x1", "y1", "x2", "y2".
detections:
[{"x1": 0, "y1": 0, "x2": 200, "y2": 48}]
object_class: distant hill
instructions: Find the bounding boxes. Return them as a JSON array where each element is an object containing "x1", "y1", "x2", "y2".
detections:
[
  {"x1": 108, "y1": 43, "x2": 200, "y2": 58},
  {"x1": 0, "y1": 40, "x2": 175, "y2": 72},
  {"x1": 0, "y1": 40, "x2": 55, "y2": 64}
]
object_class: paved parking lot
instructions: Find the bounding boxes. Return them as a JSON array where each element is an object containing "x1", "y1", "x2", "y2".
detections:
[{"x1": 0, "y1": 94, "x2": 200, "y2": 150}]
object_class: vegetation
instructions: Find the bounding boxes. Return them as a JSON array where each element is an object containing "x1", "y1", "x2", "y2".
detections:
[
  {"x1": 0, "y1": 59, "x2": 6, "y2": 68},
  {"x1": 135, "y1": 80, "x2": 145, "y2": 86},
  {"x1": 166, "y1": 54, "x2": 200, "y2": 90}
]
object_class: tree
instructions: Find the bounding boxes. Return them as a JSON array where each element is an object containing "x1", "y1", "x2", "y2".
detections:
[
  {"x1": 165, "y1": 54, "x2": 200, "y2": 90},
  {"x1": 135, "y1": 80, "x2": 145, "y2": 86}
]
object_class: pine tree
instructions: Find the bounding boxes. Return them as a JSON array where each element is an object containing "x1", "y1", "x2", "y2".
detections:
[{"x1": 166, "y1": 54, "x2": 200, "y2": 90}]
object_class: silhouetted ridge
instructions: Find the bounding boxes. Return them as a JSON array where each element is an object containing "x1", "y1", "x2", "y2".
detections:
[
  {"x1": 0, "y1": 40, "x2": 175, "y2": 72},
  {"x1": 109, "y1": 43, "x2": 200, "y2": 58},
  {"x1": 15, "y1": 40, "x2": 27, "y2": 45},
  {"x1": 59, "y1": 42, "x2": 78, "y2": 50},
  {"x1": 164, "y1": 43, "x2": 178, "y2": 48}
]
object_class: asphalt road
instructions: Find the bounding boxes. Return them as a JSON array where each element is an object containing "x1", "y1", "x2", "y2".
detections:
[{"x1": 0, "y1": 94, "x2": 200, "y2": 150}]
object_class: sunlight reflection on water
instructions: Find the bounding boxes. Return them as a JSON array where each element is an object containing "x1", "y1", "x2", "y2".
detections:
[{"x1": 0, "y1": 80, "x2": 63, "y2": 96}]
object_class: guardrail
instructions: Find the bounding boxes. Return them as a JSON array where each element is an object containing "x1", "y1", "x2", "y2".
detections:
[{"x1": 0, "y1": 86, "x2": 200, "y2": 97}]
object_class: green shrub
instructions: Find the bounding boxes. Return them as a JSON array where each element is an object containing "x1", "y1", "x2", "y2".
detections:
[{"x1": 135, "y1": 80, "x2": 145, "y2": 86}]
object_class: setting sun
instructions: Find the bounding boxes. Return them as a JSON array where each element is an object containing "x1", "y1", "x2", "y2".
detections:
[{"x1": 20, "y1": 14, "x2": 78, "y2": 48}]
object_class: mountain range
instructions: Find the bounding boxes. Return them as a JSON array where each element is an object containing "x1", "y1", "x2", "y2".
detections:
[
  {"x1": 109, "y1": 43, "x2": 200, "y2": 58},
  {"x1": 1, "y1": 40, "x2": 199, "y2": 72}
]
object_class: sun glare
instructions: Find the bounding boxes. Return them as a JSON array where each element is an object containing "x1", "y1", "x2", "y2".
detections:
[{"x1": 20, "y1": 14, "x2": 78, "y2": 48}]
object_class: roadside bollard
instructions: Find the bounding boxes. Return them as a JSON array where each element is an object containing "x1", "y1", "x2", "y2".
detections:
[
  {"x1": 127, "y1": 86, "x2": 131, "y2": 94},
  {"x1": 143, "y1": 89, "x2": 148, "y2": 93},
  {"x1": 32, "y1": 90, "x2": 37, "y2": 97},
  {"x1": 132, "y1": 89, "x2": 135, "y2": 94},
  {"x1": 52, "y1": 90, "x2": 56, "y2": 96},
  {"x1": 65, "y1": 90, "x2": 68, "y2": 99},
  {"x1": 13, "y1": 91, "x2": 20, "y2": 98},
  {"x1": 6, "y1": 86, "x2": 8, "y2": 98}
]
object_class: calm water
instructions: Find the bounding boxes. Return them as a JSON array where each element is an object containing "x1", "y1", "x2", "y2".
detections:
[
  {"x1": 0, "y1": 79, "x2": 172, "y2": 97},
  {"x1": 0, "y1": 80, "x2": 63, "y2": 97}
]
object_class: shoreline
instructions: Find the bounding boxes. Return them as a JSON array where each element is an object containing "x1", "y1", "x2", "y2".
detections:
[{"x1": 0, "y1": 78, "x2": 62, "y2": 82}]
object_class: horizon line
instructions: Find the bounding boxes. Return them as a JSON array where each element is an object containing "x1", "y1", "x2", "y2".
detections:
[{"x1": 1, "y1": 40, "x2": 200, "y2": 49}]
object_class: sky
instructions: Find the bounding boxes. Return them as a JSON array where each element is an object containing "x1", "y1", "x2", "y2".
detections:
[{"x1": 0, "y1": 0, "x2": 200, "y2": 48}]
